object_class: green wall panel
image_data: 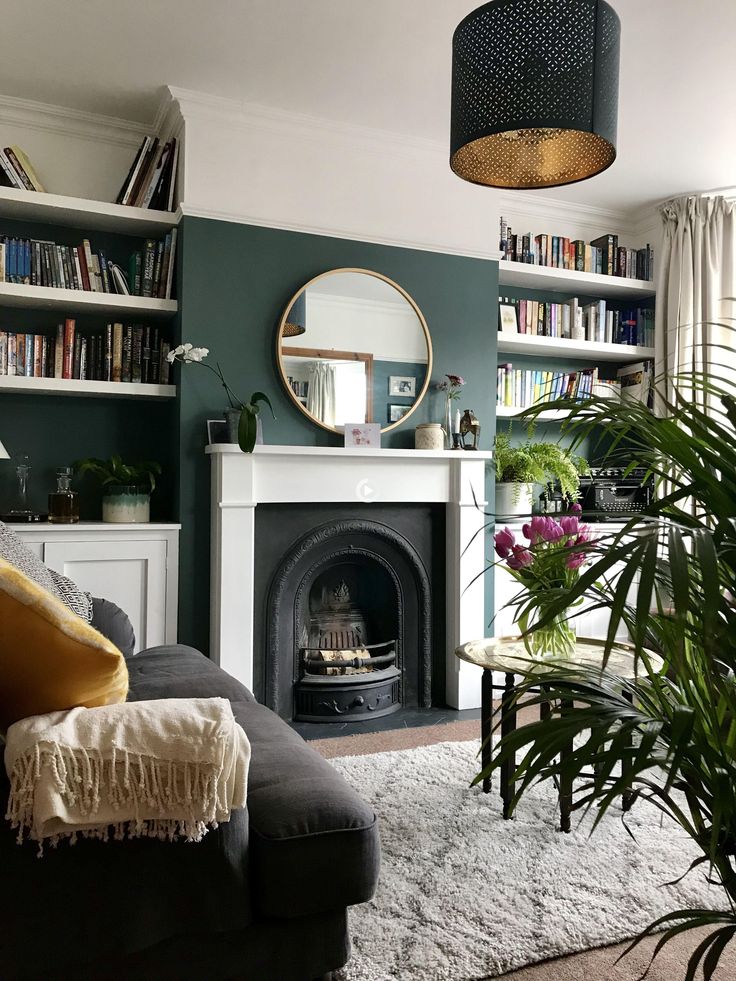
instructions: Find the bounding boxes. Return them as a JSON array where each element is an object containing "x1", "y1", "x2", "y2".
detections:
[{"x1": 177, "y1": 217, "x2": 498, "y2": 655}]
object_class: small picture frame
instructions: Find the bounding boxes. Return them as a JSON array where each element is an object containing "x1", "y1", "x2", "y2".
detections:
[
  {"x1": 207, "y1": 419, "x2": 229, "y2": 444},
  {"x1": 344, "y1": 423, "x2": 381, "y2": 448},
  {"x1": 388, "y1": 375, "x2": 416, "y2": 397},
  {"x1": 388, "y1": 404, "x2": 411, "y2": 423},
  {"x1": 499, "y1": 304, "x2": 519, "y2": 334}
]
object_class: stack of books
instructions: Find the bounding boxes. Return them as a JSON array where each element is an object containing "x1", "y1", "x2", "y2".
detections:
[
  {"x1": 0, "y1": 319, "x2": 171, "y2": 384},
  {"x1": 496, "y1": 364, "x2": 621, "y2": 409},
  {"x1": 499, "y1": 294, "x2": 655, "y2": 347},
  {"x1": 0, "y1": 230, "x2": 176, "y2": 300},
  {"x1": 499, "y1": 218, "x2": 654, "y2": 282},
  {"x1": 0, "y1": 146, "x2": 45, "y2": 192},
  {"x1": 116, "y1": 137, "x2": 178, "y2": 212},
  {"x1": 286, "y1": 376, "x2": 309, "y2": 402}
]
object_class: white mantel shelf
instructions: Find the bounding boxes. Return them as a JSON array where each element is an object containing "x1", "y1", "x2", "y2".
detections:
[{"x1": 208, "y1": 444, "x2": 491, "y2": 710}]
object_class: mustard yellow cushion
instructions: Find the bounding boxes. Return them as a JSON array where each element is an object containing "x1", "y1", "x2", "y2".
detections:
[{"x1": 0, "y1": 557, "x2": 128, "y2": 731}]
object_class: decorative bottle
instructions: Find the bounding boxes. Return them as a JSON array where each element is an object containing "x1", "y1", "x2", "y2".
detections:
[{"x1": 48, "y1": 467, "x2": 79, "y2": 524}]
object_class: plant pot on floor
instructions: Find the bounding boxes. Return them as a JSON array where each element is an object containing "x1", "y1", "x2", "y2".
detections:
[
  {"x1": 495, "y1": 481, "x2": 535, "y2": 518},
  {"x1": 102, "y1": 485, "x2": 151, "y2": 523}
]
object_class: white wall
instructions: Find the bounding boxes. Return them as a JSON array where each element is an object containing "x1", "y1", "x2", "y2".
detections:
[{"x1": 302, "y1": 294, "x2": 427, "y2": 363}]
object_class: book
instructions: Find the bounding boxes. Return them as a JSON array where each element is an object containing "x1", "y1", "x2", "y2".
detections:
[
  {"x1": 122, "y1": 324, "x2": 133, "y2": 382},
  {"x1": 104, "y1": 324, "x2": 113, "y2": 381},
  {"x1": 54, "y1": 325, "x2": 64, "y2": 378},
  {"x1": 111, "y1": 323, "x2": 123, "y2": 382},
  {"x1": 141, "y1": 240, "x2": 156, "y2": 297},
  {"x1": 116, "y1": 137, "x2": 151, "y2": 205},
  {"x1": 6, "y1": 146, "x2": 45, "y2": 192},
  {"x1": 0, "y1": 148, "x2": 24, "y2": 189},
  {"x1": 617, "y1": 360, "x2": 653, "y2": 406},
  {"x1": 164, "y1": 227, "x2": 177, "y2": 299},
  {"x1": 62, "y1": 319, "x2": 75, "y2": 379}
]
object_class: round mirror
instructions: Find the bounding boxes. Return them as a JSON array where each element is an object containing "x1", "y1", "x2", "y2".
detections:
[{"x1": 276, "y1": 268, "x2": 433, "y2": 433}]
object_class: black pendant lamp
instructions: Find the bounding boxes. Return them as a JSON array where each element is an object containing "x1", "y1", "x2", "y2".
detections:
[{"x1": 450, "y1": 0, "x2": 620, "y2": 190}]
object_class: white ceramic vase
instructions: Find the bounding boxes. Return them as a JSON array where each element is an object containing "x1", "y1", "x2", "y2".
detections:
[{"x1": 495, "y1": 481, "x2": 535, "y2": 518}]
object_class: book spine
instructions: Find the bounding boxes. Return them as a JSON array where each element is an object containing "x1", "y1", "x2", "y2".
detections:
[
  {"x1": 141, "y1": 239, "x2": 156, "y2": 297},
  {"x1": 72, "y1": 334, "x2": 81, "y2": 379},
  {"x1": 132, "y1": 325, "x2": 143, "y2": 383},
  {"x1": 142, "y1": 326, "x2": 151, "y2": 382},
  {"x1": 82, "y1": 240, "x2": 97, "y2": 291},
  {"x1": 0, "y1": 331, "x2": 6, "y2": 375},
  {"x1": 24, "y1": 334, "x2": 33, "y2": 377},
  {"x1": 150, "y1": 328, "x2": 160, "y2": 383},
  {"x1": 164, "y1": 228, "x2": 177, "y2": 299},
  {"x1": 122, "y1": 324, "x2": 133, "y2": 382},
  {"x1": 79, "y1": 337, "x2": 87, "y2": 381},
  {"x1": 105, "y1": 324, "x2": 113, "y2": 381},
  {"x1": 97, "y1": 250, "x2": 112, "y2": 293},
  {"x1": 36, "y1": 335, "x2": 44, "y2": 377},
  {"x1": 4, "y1": 148, "x2": 34, "y2": 191},
  {"x1": 62, "y1": 319, "x2": 75, "y2": 380},
  {"x1": 159, "y1": 341, "x2": 170, "y2": 383},
  {"x1": 112, "y1": 323, "x2": 123, "y2": 382},
  {"x1": 54, "y1": 325, "x2": 64, "y2": 377},
  {"x1": 7, "y1": 333, "x2": 16, "y2": 375}
]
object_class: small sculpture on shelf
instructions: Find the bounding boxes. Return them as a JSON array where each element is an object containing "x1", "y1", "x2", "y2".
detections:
[{"x1": 459, "y1": 409, "x2": 481, "y2": 450}]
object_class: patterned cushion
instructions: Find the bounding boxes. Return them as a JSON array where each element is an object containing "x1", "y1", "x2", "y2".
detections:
[{"x1": 0, "y1": 522, "x2": 92, "y2": 622}]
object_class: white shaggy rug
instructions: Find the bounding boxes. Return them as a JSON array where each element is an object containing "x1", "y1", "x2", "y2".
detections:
[{"x1": 331, "y1": 740, "x2": 725, "y2": 981}]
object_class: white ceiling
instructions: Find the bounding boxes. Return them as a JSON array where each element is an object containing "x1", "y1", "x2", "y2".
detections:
[{"x1": 1, "y1": 0, "x2": 734, "y2": 215}]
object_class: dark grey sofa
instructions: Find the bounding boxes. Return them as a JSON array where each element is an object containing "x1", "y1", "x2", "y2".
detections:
[{"x1": 0, "y1": 599, "x2": 380, "y2": 980}]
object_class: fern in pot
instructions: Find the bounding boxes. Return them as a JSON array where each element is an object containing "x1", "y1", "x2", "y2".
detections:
[
  {"x1": 74, "y1": 456, "x2": 161, "y2": 523},
  {"x1": 493, "y1": 430, "x2": 588, "y2": 517}
]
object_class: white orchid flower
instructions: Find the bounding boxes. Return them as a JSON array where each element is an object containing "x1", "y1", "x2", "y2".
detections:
[{"x1": 168, "y1": 342, "x2": 210, "y2": 364}]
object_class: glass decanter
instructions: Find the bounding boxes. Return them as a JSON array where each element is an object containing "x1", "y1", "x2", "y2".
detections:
[{"x1": 48, "y1": 466, "x2": 79, "y2": 524}]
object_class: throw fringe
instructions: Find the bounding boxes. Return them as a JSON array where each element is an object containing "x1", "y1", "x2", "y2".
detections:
[{"x1": 6, "y1": 742, "x2": 223, "y2": 856}]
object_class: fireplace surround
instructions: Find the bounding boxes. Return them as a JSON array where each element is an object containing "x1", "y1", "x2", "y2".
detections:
[{"x1": 207, "y1": 445, "x2": 492, "y2": 710}]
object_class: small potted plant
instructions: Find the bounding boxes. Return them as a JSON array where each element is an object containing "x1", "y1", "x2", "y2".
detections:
[
  {"x1": 74, "y1": 455, "x2": 162, "y2": 523},
  {"x1": 493, "y1": 431, "x2": 588, "y2": 517}
]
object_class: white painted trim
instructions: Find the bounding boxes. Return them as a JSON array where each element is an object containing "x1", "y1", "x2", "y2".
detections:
[
  {"x1": 180, "y1": 203, "x2": 503, "y2": 261},
  {"x1": 208, "y1": 446, "x2": 490, "y2": 708},
  {"x1": 0, "y1": 91, "x2": 149, "y2": 147},
  {"x1": 497, "y1": 191, "x2": 633, "y2": 237}
]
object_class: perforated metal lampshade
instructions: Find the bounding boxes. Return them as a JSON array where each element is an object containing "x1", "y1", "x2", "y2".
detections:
[{"x1": 450, "y1": 0, "x2": 620, "y2": 190}]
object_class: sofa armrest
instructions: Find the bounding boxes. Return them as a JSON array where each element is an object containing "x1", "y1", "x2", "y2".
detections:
[{"x1": 90, "y1": 597, "x2": 136, "y2": 658}]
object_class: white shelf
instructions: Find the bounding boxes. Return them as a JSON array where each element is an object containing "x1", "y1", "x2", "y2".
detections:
[
  {"x1": 496, "y1": 406, "x2": 570, "y2": 420},
  {"x1": 0, "y1": 281, "x2": 177, "y2": 317},
  {"x1": 0, "y1": 186, "x2": 180, "y2": 236},
  {"x1": 0, "y1": 375, "x2": 176, "y2": 399},
  {"x1": 497, "y1": 332, "x2": 655, "y2": 362},
  {"x1": 498, "y1": 261, "x2": 656, "y2": 299}
]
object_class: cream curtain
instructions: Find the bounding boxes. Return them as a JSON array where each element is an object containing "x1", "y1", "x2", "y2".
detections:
[
  {"x1": 307, "y1": 361, "x2": 337, "y2": 427},
  {"x1": 656, "y1": 195, "x2": 736, "y2": 406}
]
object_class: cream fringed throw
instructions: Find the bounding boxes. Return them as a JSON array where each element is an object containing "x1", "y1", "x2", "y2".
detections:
[{"x1": 4, "y1": 697, "x2": 250, "y2": 853}]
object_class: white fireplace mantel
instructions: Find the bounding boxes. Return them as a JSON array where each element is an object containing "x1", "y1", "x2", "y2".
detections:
[{"x1": 207, "y1": 444, "x2": 493, "y2": 710}]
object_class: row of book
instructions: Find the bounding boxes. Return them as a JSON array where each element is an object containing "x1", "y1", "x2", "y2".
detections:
[
  {"x1": 0, "y1": 230, "x2": 176, "y2": 300},
  {"x1": 496, "y1": 364, "x2": 617, "y2": 409},
  {"x1": 286, "y1": 377, "x2": 309, "y2": 400},
  {"x1": 496, "y1": 361, "x2": 654, "y2": 410},
  {"x1": 498, "y1": 295, "x2": 655, "y2": 348},
  {"x1": 115, "y1": 136, "x2": 178, "y2": 212},
  {"x1": 0, "y1": 145, "x2": 44, "y2": 192},
  {"x1": 499, "y1": 218, "x2": 654, "y2": 282},
  {"x1": 0, "y1": 320, "x2": 171, "y2": 385}
]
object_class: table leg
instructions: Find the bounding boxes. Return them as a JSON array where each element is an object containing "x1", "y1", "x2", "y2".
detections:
[
  {"x1": 500, "y1": 672, "x2": 517, "y2": 819},
  {"x1": 622, "y1": 690, "x2": 635, "y2": 811},
  {"x1": 559, "y1": 698, "x2": 573, "y2": 833},
  {"x1": 481, "y1": 668, "x2": 492, "y2": 794}
]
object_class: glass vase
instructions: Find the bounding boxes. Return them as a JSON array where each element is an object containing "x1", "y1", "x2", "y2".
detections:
[
  {"x1": 444, "y1": 397, "x2": 453, "y2": 449},
  {"x1": 523, "y1": 612, "x2": 577, "y2": 661}
]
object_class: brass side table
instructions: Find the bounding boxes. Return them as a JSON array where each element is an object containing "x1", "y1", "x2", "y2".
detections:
[{"x1": 455, "y1": 637, "x2": 664, "y2": 832}]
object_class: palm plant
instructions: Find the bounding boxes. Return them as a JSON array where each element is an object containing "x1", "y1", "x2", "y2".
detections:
[{"x1": 479, "y1": 367, "x2": 736, "y2": 979}]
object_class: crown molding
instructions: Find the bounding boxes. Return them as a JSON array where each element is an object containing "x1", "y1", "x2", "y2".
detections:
[
  {"x1": 496, "y1": 191, "x2": 634, "y2": 237},
  {"x1": 180, "y1": 203, "x2": 501, "y2": 262},
  {"x1": 167, "y1": 85, "x2": 446, "y2": 162},
  {"x1": 152, "y1": 87, "x2": 185, "y2": 142},
  {"x1": 0, "y1": 92, "x2": 149, "y2": 148}
]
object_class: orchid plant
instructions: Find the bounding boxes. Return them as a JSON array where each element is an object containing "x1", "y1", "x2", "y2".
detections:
[
  {"x1": 494, "y1": 506, "x2": 597, "y2": 659},
  {"x1": 168, "y1": 343, "x2": 275, "y2": 453}
]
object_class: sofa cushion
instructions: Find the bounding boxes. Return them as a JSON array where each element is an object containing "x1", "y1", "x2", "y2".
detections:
[
  {"x1": 233, "y1": 700, "x2": 380, "y2": 919},
  {"x1": 91, "y1": 596, "x2": 136, "y2": 658},
  {"x1": 0, "y1": 558, "x2": 128, "y2": 731},
  {"x1": 0, "y1": 519, "x2": 92, "y2": 621}
]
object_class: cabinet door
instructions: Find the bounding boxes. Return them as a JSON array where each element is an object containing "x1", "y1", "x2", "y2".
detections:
[{"x1": 42, "y1": 539, "x2": 168, "y2": 653}]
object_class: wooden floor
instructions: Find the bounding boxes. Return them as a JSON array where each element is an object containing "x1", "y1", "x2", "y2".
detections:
[{"x1": 311, "y1": 719, "x2": 736, "y2": 981}]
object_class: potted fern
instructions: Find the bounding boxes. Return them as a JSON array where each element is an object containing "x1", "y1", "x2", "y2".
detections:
[
  {"x1": 493, "y1": 430, "x2": 589, "y2": 516},
  {"x1": 74, "y1": 455, "x2": 161, "y2": 523}
]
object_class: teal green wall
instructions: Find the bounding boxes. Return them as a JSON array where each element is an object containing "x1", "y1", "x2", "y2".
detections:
[{"x1": 178, "y1": 217, "x2": 498, "y2": 654}]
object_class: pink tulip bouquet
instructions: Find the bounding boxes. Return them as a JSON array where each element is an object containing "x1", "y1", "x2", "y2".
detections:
[{"x1": 494, "y1": 505, "x2": 597, "y2": 659}]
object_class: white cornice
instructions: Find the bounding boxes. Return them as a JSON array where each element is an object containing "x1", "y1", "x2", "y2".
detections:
[
  {"x1": 496, "y1": 191, "x2": 633, "y2": 237},
  {"x1": 0, "y1": 92, "x2": 148, "y2": 148},
  {"x1": 180, "y1": 203, "x2": 503, "y2": 262}
]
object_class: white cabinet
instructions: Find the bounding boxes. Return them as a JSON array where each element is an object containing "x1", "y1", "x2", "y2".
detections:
[
  {"x1": 15, "y1": 523, "x2": 180, "y2": 653},
  {"x1": 494, "y1": 522, "x2": 635, "y2": 643}
]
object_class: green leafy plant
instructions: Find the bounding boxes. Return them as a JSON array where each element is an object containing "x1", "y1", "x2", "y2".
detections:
[
  {"x1": 74, "y1": 455, "x2": 161, "y2": 492},
  {"x1": 479, "y1": 366, "x2": 736, "y2": 979},
  {"x1": 168, "y1": 343, "x2": 275, "y2": 453},
  {"x1": 493, "y1": 429, "x2": 589, "y2": 497}
]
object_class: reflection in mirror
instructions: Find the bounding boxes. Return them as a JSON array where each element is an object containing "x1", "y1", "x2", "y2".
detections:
[{"x1": 277, "y1": 270, "x2": 432, "y2": 433}]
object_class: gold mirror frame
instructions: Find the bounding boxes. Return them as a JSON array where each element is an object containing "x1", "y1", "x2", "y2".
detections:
[{"x1": 275, "y1": 267, "x2": 434, "y2": 434}]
